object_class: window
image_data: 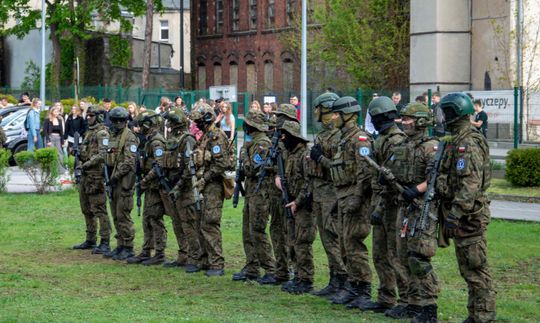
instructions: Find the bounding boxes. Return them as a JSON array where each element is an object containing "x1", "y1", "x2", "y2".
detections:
[
  {"x1": 215, "y1": 0, "x2": 224, "y2": 33},
  {"x1": 286, "y1": 0, "x2": 296, "y2": 26},
  {"x1": 197, "y1": 64, "x2": 206, "y2": 90},
  {"x1": 229, "y1": 62, "x2": 239, "y2": 86},
  {"x1": 213, "y1": 62, "x2": 222, "y2": 86},
  {"x1": 249, "y1": 0, "x2": 257, "y2": 30},
  {"x1": 267, "y1": 0, "x2": 275, "y2": 28},
  {"x1": 264, "y1": 60, "x2": 273, "y2": 92},
  {"x1": 199, "y1": 0, "x2": 208, "y2": 35},
  {"x1": 160, "y1": 20, "x2": 169, "y2": 41},
  {"x1": 282, "y1": 58, "x2": 293, "y2": 92},
  {"x1": 231, "y1": 0, "x2": 240, "y2": 31},
  {"x1": 246, "y1": 61, "x2": 257, "y2": 94}
]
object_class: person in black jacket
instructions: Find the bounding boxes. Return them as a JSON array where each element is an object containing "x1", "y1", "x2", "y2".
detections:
[
  {"x1": 43, "y1": 103, "x2": 66, "y2": 171},
  {"x1": 64, "y1": 105, "x2": 87, "y2": 154}
]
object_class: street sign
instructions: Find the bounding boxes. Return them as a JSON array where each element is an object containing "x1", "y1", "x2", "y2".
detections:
[{"x1": 209, "y1": 85, "x2": 237, "y2": 103}]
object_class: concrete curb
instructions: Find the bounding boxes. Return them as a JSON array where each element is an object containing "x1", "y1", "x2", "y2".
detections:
[{"x1": 488, "y1": 193, "x2": 540, "y2": 204}]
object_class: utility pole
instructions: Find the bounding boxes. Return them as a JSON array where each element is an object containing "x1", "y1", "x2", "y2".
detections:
[
  {"x1": 40, "y1": 0, "x2": 46, "y2": 103},
  {"x1": 180, "y1": 0, "x2": 185, "y2": 89},
  {"x1": 300, "y1": 0, "x2": 307, "y2": 137}
]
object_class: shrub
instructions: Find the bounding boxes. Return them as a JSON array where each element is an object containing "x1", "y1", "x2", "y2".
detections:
[
  {"x1": 0, "y1": 148, "x2": 11, "y2": 193},
  {"x1": 15, "y1": 147, "x2": 60, "y2": 194},
  {"x1": 0, "y1": 93, "x2": 19, "y2": 104},
  {"x1": 505, "y1": 148, "x2": 540, "y2": 187}
]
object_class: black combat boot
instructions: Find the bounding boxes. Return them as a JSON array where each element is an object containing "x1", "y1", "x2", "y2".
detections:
[
  {"x1": 92, "y1": 240, "x2": 110, "y2": 254},
  {"x1": 410, "y1": 304, "x2": 438, "y2": 323},
  {"x1": 126, "y1": 249, "x2": 152, "y2": 264},
  {"x1": 232, "y1": 267, "x2": 259, "y2": 281},
  {"x1": 362, "y1": 301, "x2": 394, "y2": 313},
  {"x1": 185, "y1": 264, "x2": 202, "y2": 273},
  {"x1": 142, "y1": 251, "x2": 165, "y2": 266},
  {"x1": 205, "y1": 268, "x2": 225, "y2": 277},
  {"x1": 331, "y1": 280, "x2": 360, "y2": 305},
  {"x1": 103, "y1": 246, "x2": 123, "y2": 258},
  {"x1": 281, "y1": 277, "x2": 299, "y2": 292},
  {"x1": 347, "y1": 282, "x2": 375, "y2": 310},
  {"x1": 258, "y1": 273, "x2": 278, "y2": 285},
  {"x1": 162, "y1": 258, "x2": 186, "y2": 268},
  {"x1": 385, "y1": 304, "x2": 422, "y2": 319},
  {"x1": 73, "y1": 240, "x2": 96, "y2": 250},
  {"x1": 113, "y1": 246, "x2": 134, "y2": 260},
  {"x1": 289, "y1": 280, "x2": 313, "y2": 294},
  {"x1": 312, "y1": 273, "x2": 339, "y2": 297}
]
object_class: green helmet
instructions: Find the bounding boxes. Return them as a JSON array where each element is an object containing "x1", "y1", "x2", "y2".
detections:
[
  {"x1": 280, "y1": 120, "x2": 309, "y2": 142},
  {"x1": 163, "y1": 108, "x2": 188, "y2": 128},
  {"x1": 243, "y1": 110, "x2": 269, "y2": 132},
  {"x1": 274, "y1": 104, "x2": 297, "y2": 121},
  {"x1": 190, "y1": 103, "x2": 216, "y2": 123},
  {"x1": 136, "y1": 110, "x2": 162, "y2": 131},
  {"x1": 313, "y1": 92, "x2": 339, "y2": 108},
  {"x1": 86, "y1": 105, "x2": 106, "y2": 123},
  {"x1": 400, "y1": 103, "x2": 433, "y2": 127},
  {"x1": 368, "y1": 96, "x2": 396, "y2": 117},
  {"x1": 331, "y1": 96, "x2": 361, "y2": 113},
  {"x1": 440, "y1": 92, "x2": 474, "y2": 124},
  {"x1": 109, "y1": 107, "x2": 129, "y2": 121}
]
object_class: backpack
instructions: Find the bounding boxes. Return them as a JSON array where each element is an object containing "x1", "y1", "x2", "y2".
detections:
[{"x1": 24, "y1": 109, "x2": 32, "y2": 130}]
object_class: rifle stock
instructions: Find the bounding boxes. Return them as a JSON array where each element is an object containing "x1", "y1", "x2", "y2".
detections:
[
  {"x1": 135, "y1": 152, "x2": 143, "y2": 217},
  {"x1": 276, "y1": 151, "x2": 294, "y2": 221},
  {"x1": 186, "y1": 141, "x2": 202, "y2": 212},
  {"x1": 255, "y1": 130, "x2": 281, "y2": 193},
  {"x1": 232, "y1": 158, "x2": 245, "y2": 208}
]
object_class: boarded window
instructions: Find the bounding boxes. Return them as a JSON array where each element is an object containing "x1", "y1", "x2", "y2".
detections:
[
  {"x1": 197, "y1": 64, "x2": 206, "y2": 90},
  {"x1": 246, "y1": 61, "x2": 256, "y2": 94},
  {"x1": 199, "y1": 0, "x2": 208, "y2": 35},
  {"x1": 282, "y1": 59, "x2": 293, "y2": 92},
  {"x1": 229, "y1": 62, "x2": 238, "y2": 86},
  {"x1": 264, "y1": 60, "x2": 273, "y2": 92},
  {"x1": 213, "y1": 63, "x2": 222, "y2": 86}
]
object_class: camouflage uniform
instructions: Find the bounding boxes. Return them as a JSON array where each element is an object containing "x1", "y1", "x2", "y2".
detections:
[
  {"x1": 78, "y1": 121, "x2": 111, "y2": 247},
  {"x1": 371, "y1": 124, "x2": 409, "y2": 306},
  {"x1": 437, "y1": 117, "x2": 496, "y2": 323},
  {"x1": 104, "y1": 121, "x2": 138, "y2": 257}
]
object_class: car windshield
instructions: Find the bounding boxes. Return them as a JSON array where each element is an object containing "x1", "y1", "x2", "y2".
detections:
[{"x1": 0, "y1": 109, "x2": 28, "y2": 127}]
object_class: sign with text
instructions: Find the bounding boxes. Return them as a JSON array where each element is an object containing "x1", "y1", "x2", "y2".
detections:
[
  {"x1": 209, "y1": 85, "x2": 238, "y2": 103},
  {"x1": 468, "y1": 90, "x2": 514, "y2": 124}
]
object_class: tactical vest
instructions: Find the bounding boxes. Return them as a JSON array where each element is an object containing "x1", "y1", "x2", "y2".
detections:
[
  {"x1": 162, "y1": 132, "x2": 190, "y2": 170},
  {"x1": 143, "y1": 134, "x2": 166, "y2": 172},
  {"x1": 387, "y1": 137, "x2": 437, "y2": 185},
  {"x1": 105, "y1": 127, "x2": 129, "y2": 167},
  {"x1": 81, "y1": 125, "x2": 107, "y2": 163},
  {"x1": 330, "y1": 127, "x2": 363, "y2": 187}
]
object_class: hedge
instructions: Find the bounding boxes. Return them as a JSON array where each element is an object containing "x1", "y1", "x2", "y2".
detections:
[{"x1": 505, "y1": 148, "x2": 540, "y2": 187}]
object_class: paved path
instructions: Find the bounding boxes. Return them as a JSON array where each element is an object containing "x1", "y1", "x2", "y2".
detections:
[
  {"x1": 490, "y1": 200, "x2": 540, "y2": 222},
  {"x1": 5, "y1": 167, "x2": 72, "y2": 193}
]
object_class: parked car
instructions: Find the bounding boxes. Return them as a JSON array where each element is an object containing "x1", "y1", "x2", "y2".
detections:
[{"x1": 1, "y1": 108, "x2": 29, "y2": 165}]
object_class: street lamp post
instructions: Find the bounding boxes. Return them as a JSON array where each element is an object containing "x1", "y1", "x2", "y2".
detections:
[
  {"x1": 300, "y1": 0, "x2": 307, "y2": 137},
  {"x1": 179, "y1": 0, "x2": 185, "y2": 89},
  {"x1": 40, "y1": 0, "x2": 46, "y2": 103}
]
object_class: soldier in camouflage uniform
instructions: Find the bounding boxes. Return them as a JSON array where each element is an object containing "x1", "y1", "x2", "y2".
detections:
[
  {"x1": 232, "y1": 110, "x2": 277, "y2": 284},
  {"x1": 191, "y1": 103, "x2": 231, "y2": 277},
  {"x1": 73, "y1": 106, "x2": 111, "y2": 254},
  {"x1": 164, "y1": 109, "x2": 202, "y2": 273},
  {"x1": 383, "y1": 103, "x2": 440, "y2": 322},
  {"x1": 437, "y1": 93, "x2": 496, "y2": 323},
  {"x1": 277, "y1": 120, "x2": 314, "y2": 294},
  {"x1": 365, "y1": 97, "x2": 409, "y2": 313},
  {"x1": 102, "y1": 107, "x2": 139, "y2": 261},
  {"x1": 324, "y1": 97, "x2": 375, "y2": 309},
  {"x1": 308, "y1": 92, "x2": 348, "y2": 298},
  {"x1": 126, "y1": 111, "x2": 168, "y2": 265}
]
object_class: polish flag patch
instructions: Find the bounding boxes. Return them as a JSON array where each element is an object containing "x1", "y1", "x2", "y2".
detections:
[{"x1": 358, "y1": 136, "x2": 368, "y2": 141}]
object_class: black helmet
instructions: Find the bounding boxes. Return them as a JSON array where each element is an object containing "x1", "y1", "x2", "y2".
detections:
[
  {"x1": 331, "y1": 96, "x2": 361, "y2": 113},
  {"x1": 109, "y1": 107, "x2": 129, "y2": 121}
]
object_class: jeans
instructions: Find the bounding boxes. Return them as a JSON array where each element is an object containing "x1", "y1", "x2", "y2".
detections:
[{"x1": 27, "y1": 131, "x2": 43, "y2": 152}]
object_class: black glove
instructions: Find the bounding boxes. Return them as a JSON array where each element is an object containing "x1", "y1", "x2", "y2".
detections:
[
  {"x1": 109, "y1": 176, "x2": 119, "y2": 187},
  {"x1": 403, "y1": 186, "x2": 421, "y2": 203},
  {"x1": 310, "y1": 144, "x2": 323, "y2": 163},
  {"x1": 443, "y1": 213, "x2": 459, "y2": 238},
  {"x1": 370, "y1": 210, "x2": 383, "y2": 225},
  {"x1": 378, "y1": 173, "x2": 388, "y2": 186}
]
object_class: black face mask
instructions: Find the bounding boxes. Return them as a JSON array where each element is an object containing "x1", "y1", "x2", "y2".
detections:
[
  {"x1": 242, "y1": 122, "x2": 251, "y2": 135},
  {"x1": 371, "y1": 113, "x2": 396, "y2": 132},
  {"x1": 283, "y1": 134, "x2": 298, "y2": 152},
  {"x1": 195, "y1": 120, "x2": 207, "y2": 131}
]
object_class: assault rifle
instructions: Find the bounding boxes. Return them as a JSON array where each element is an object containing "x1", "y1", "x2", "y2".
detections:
[
  {"x1": 72, "y1": 131, "x2": 82, "y2": 184},
  {"x1": 186, "y1": 140, "x2": 202, "y2": 212},
  {"x1": 135, "y1": 151, "x2": 143, "y2": 217},
  {"x1": 412, "y1": 140, "x2": 447, "y2": 237},
  {"x1": 362, "y1": 155, "x2": 410, "y2": 199},
  {"x1": 232, "y1": 158, "x2": 245, "y2": 208},
  {"x1": 103, "y1": 165, "x2": 113, "y2": 203},
  {"x1": 152, "y1": 160, "x2": 172, "y2": 193},
  {"x1": 255, "y1": 129, "x2": 281, "y2": 193},
  {"x1": 276, "y1": 150, "x2": 294, "y2": 221}
]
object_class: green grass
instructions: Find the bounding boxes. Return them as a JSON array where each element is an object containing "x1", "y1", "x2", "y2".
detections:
[
  {"x1": 0, "y1": 190, "x2": 539, "y2": 322},
  {"x1": 488, "y1": 178, "x2": 540, "y2": 198}
]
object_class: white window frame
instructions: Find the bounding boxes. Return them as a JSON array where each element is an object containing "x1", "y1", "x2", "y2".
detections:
[{"x1": 159, "y1": 20, "x2": 169, "y2": 42}]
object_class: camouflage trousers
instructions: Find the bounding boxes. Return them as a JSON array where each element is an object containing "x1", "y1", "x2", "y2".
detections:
[
  {"x1": 293, "y1": 207, "x2": 316, "y2": 283},
  {"x1": 396, "y1": 206, "x2": 439, "y2": 306},
  {"x1": 160, "y1": 188, "x2": 188, "y2": 262},
  {"x1": 78, "y1": 186, "x2": 111, "y2": 242},
  {"x1": 454, "y1": 235, "x2": 496, "y2": 322},
  {"x1": 372, "y1": 201, "x2": 408, "y2": 305},
  {"x1": 338, "y1": 194, "x2": 371, "y2": 283},
  {"x1": 111, "y1": 186, "x2": 135, "y2": 248},
  {"x1": 140, "y1": 189, "x2": 167, "y2": 252},
  {"x1": 313, "y1": 198, "x2": 346, "y2": 276},
  {"x1": 170, "y1": 189, "x2": 202, "y2": 266},
  {"x1": 200, "y1": 180, "x2": 225, "y2": 270},
  {"x1": 246, "y1": 191, "x2": 276, "y2": 276},
  {"x1": 269, "y1": 193, "x2": 291, "y2": 281}
]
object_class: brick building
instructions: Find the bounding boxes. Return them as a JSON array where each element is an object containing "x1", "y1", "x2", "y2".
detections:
[{"x1": 191, "y1": 0, "x2": 301, "y2": 98}]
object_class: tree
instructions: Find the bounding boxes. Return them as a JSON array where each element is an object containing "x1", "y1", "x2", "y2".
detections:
[{"x1": 142, "y1": 0, "x2": 154, "y2": 89}]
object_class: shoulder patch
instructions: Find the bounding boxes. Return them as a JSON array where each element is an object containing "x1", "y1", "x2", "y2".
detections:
[
  {"x1": 358, "y1": 136, "x2": 368, "y2": 142},
  {"x1": 212, "y1": 145, "x2": 221, "y2": 154},
  {"x1": 456, "y1": 158, "x2": 466, "y2": 170},
  {"x1": 102, "y1": 138, "x2": 109, "y2": 146},
  {"x1": 458, "y1": 146, "x2": 467, "y2": 153},
  {"x1": 253, "y1": 153, "x2": 263, "y2": 164},
  {"x1": 359, "y1": 147, "x2": 370, "y2": 156},
  {"x1": 155, "y1": 148, "x2": 164, "y2": 157},
  {"x1": 130, "y1": 144, "x2": 138, "y2": 153}
]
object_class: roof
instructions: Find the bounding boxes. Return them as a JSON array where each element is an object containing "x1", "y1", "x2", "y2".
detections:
[{"x1": 161, "y1": 0, "x2": 190, "y2": 10}]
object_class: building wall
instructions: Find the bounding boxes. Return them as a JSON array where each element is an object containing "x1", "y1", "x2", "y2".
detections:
[{"x1": 191, "y1": 0, "x2": 301, "y2": 96}]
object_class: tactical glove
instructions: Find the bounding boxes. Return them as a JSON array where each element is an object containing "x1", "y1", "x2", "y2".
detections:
[
  {"x1": 403, "y1": 186, "x2": 421, "y2": 203},
  {"x1": 109, "y1": 176, "x2": 119, "y2": 187},
  {"x1": 310, "y1": 144, "x2": 324, "y2": 163},
  {"x1": 443, "y1": 213, "x2": 459, "y2": 238},
  {"x1": 370, "y1": 210, "x2": 383, "y2": 225}
]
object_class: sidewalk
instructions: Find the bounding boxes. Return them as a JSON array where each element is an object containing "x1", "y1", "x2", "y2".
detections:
[{"x1": 5, "y1": 167, "x2": 73, "y2": 193}]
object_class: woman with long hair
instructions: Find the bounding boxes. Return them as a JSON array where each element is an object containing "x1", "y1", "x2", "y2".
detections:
[
  {"x1": 218, "y1": 102, "x2": 235, "y2": 141},
  {"x1": 43, "y1": 102, "x2": 66, "y2": 170},
  {"x1": 250, "y1": 100, "x2": 261, "y2": 112},
  {"x1": 64, "y1": 105, "x2": 87, "y2": 154},
  {"x1": 26, "y1": 97, "x2": 44, "y2": 151}
]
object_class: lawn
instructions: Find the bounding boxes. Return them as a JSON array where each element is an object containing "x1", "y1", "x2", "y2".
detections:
[
  {"x1": 0, "y1": 189, "x2": 539, "y2": 322},
  {"x1": 488, "y1": 178, "x2": 540, "y2": 198}
]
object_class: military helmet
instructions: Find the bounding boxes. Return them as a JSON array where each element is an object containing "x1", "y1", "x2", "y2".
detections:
[
  {"x1": 109, "y1": 107, "x2": 129, "y2": 121},
  {"x1": 274, "y1": 104, "x2": 298, "y2": 121},
  {"x1": 163, "y1": 108, "x2": 188, "y2": 127},
  {"x1": 313, "y1": 92, "x2": 339, "y2": 109},
  {"x1": 190, "y1": 103, "x2": 215, "y2": 123},
  {"x1": 400, "y1": 103, "x2": 433, "y2": 127},
  {"x1": 266, "y1": 114, "x2": 277, "y2": 129},
  {"x1": 86, "y1": 105, "x2": 105, "y2": 115},
  {"x1": 440, "y1": 92, "x2": 474, "y2": 124},
  {"x1": 136, "y1": 110, "x2": 162, "y2": 129},
  {"x1": 243, "y1": 110, "x2": 269, "y2": 132},
  {"x1": 331, "y1": 96, "x2": 361, "y2": 113},
  {"x1": 280, "y1": 120, "x2": 309, "y2": 142},
  {"x1": 368, "y1": 96, "x2": 397, "y2": 117}
]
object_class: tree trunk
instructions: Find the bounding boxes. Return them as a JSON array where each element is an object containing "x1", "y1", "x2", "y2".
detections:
[
  {"x1": 49, "y1": 21, "x2": 61, "y2": 100},
  {"x1": 142, "y1": 0, "x2": 154, "y2": 89}
]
